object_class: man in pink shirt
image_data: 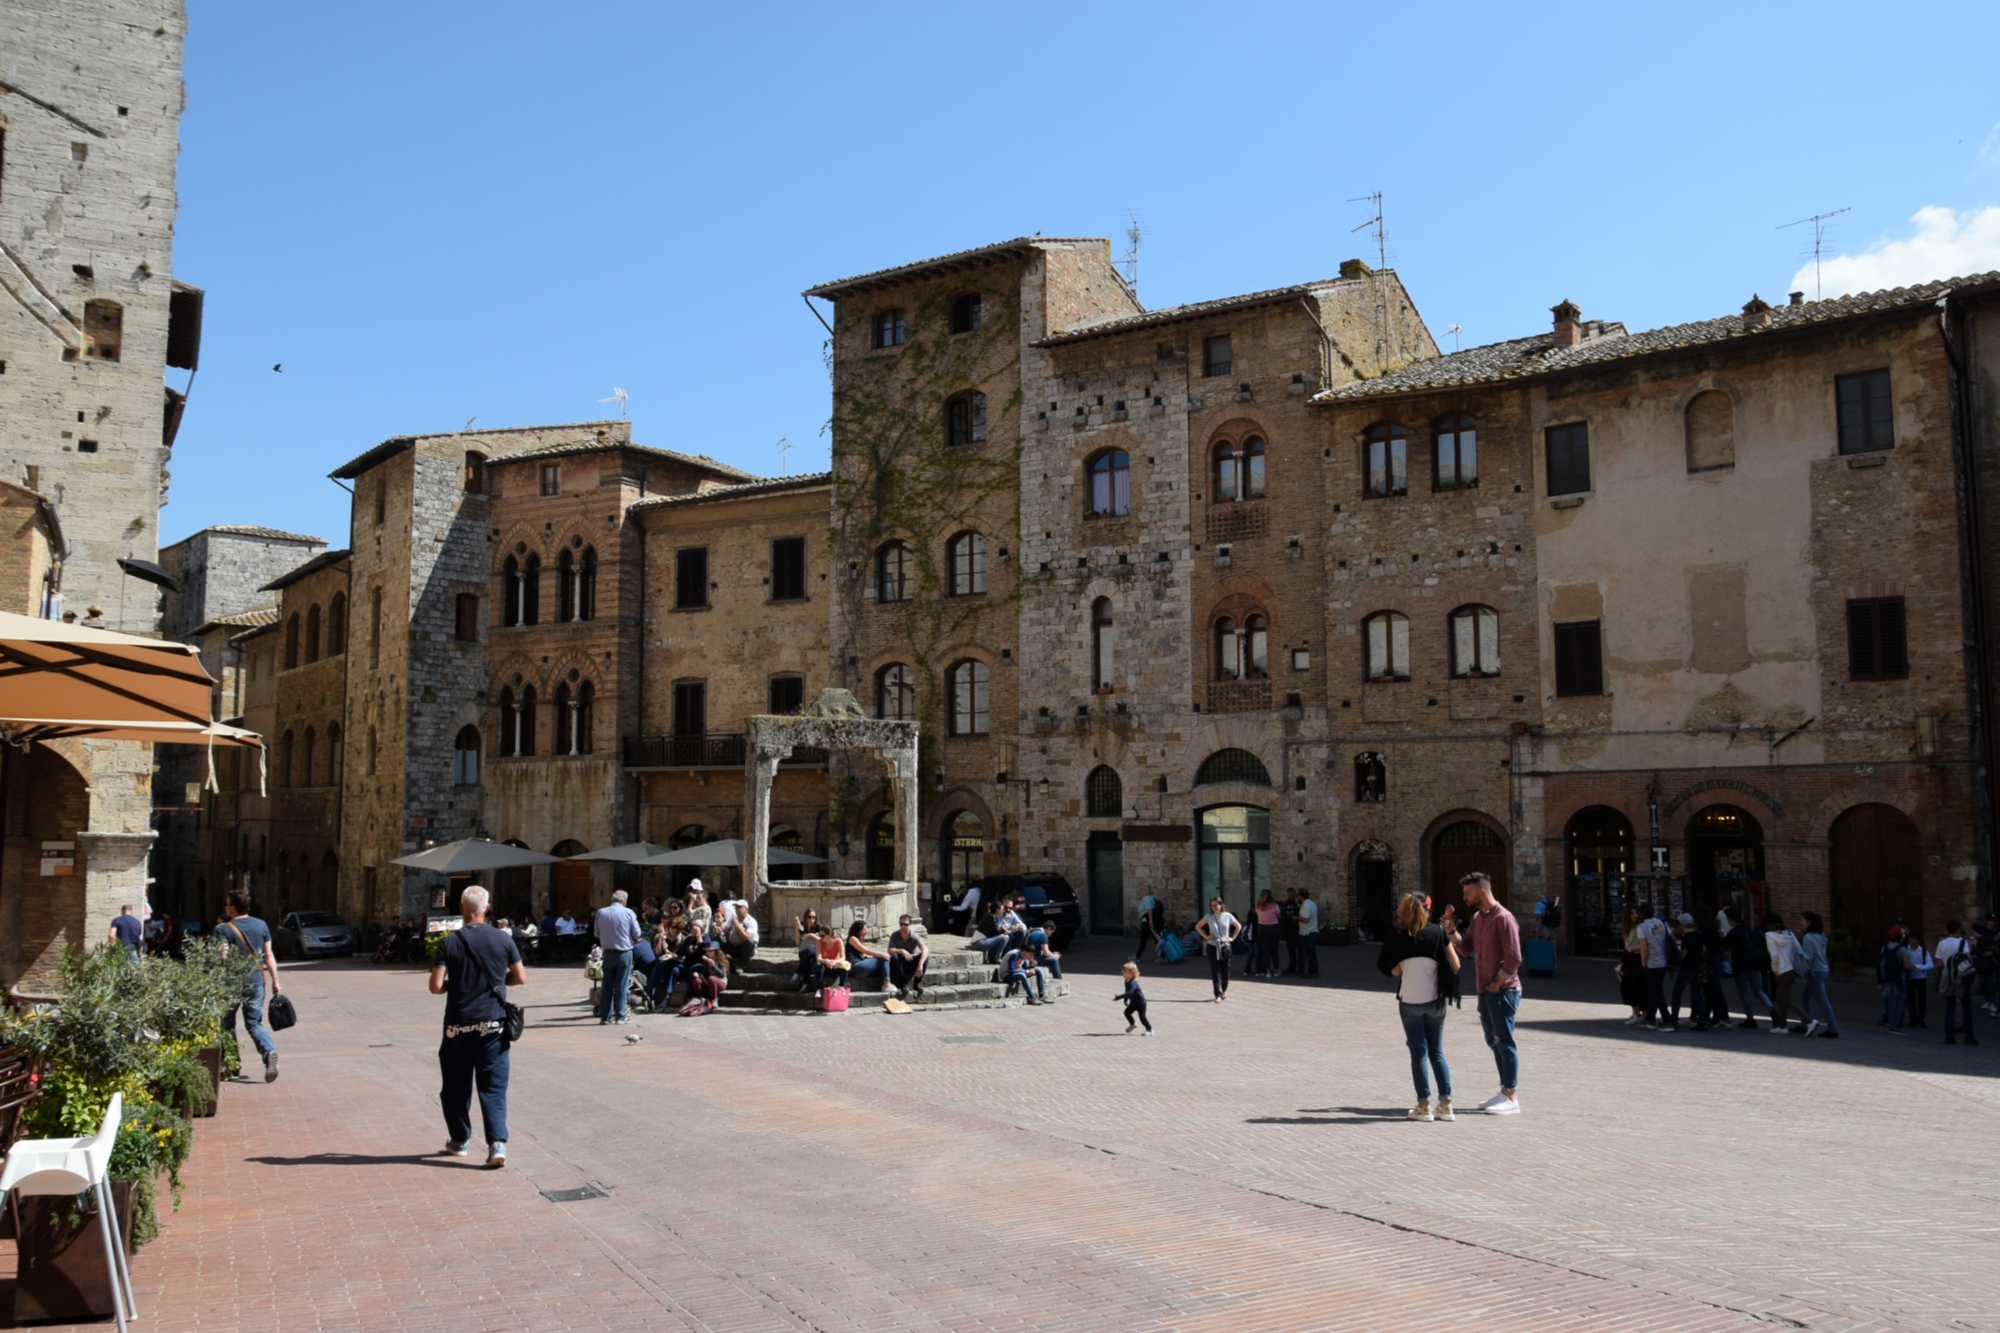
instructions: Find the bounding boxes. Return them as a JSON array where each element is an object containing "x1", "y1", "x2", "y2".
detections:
[{"x1": 1453, "y1": 872, "x2": 1522, "y2": 1115}]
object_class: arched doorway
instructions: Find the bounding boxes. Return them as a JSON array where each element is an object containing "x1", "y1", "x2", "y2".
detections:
[
  {"x1": 940, "y1": 811, "x2": 984, "y2": 902},
  {"x1": 1830, "y1": 803, "x2": 1922, "y2": 944},
  {"x1": 866, "y1": 812, "x2": 896, "y2": 882},
  {"x1": 1197, "y1": 805, "x2": 1269, "y2": 921},
  {"x1": 1685, "y1": 804, "x2": 1763, "y2": 925},
  {"x1": 1350, "y1": 839, "x2": 1394, "y2": 942},
  {"x1": 1432, "y1": 819, "x2": 1508, "y2": 909},
  {"x1": 1565, "y1": 806, "x2": 1634, "y2": 955},
  {"x1": 550, "y1": 838, "x2": 591, "y2": 919}
]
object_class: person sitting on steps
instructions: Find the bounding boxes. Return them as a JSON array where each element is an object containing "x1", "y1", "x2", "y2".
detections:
[
  {"x1": 793, "y1": 909, "x2": 824, "y2": 991},
  {"x1": 1003, "y1": 939, "x2": 1048, "y2": 1005},
  {"x1": 886, "y1": 914, "x2": 929, "y2": 999},
  {"x1": 844, "y1": 920, "x2": 893, "y2": 994}
]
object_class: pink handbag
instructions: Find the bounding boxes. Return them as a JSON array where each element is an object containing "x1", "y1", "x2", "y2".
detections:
[{"x1": 820, "y1": 986, "x2": 851, "y2": 1013}]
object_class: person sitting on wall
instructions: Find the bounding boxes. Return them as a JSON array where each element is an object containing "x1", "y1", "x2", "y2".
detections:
[
  {"x1": 723, "y1": 899, "x2": 759, "y2": 969},
  {"x1": 886, "y1": 914, "x2": 929, "y2": 999},
  {"x1": 844, "y1": 920, "x2": 893, "y2": 993},
  {"x1": 794, "y1": 909, "x2": 824, "y2": 991},
  {"x1": 966, "y1": 905, "x2": 1011, "y2": 964}
]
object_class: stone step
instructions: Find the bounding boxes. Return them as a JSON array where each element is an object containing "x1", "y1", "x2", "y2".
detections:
[
  {"x1": 736, "y1": 946, "x2": 988, "y2": 976},
  {"x1": 732, "y1": 966, "x2": 994, "y2": 992},
  {"x1": 724, "y1": 983, "x2": 1013, "y2": 1012}
]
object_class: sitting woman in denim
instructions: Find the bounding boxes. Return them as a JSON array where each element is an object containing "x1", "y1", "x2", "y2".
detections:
[
  {"x1": 1375, "y1": 891, "x2": 1461, "y2": 1122},
  {"x1": 844, "y1": 920, "x2": 893, "y2": 993},
  {"x1": 793, "y1": 909, "x2": 824, "y2": 992}
]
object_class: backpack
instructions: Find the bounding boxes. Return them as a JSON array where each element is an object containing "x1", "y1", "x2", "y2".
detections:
[
  {"x1": 1879, "y1": 943, "x2": 1904, "y2": 985},
  {"x1": 678, "y1": 997, "x2": 712, "y2": 1017},
  {"x1": 1945, "y1": 947, "x2": 1977, "y2": 989}
]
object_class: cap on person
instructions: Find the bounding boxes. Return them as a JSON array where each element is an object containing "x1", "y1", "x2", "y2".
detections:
[{"x1": 1677, "y1": 912, "x2": 1695, "y2": 926}]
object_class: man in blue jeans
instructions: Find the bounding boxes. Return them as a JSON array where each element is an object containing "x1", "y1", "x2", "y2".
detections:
[
  {"x1": 1450, "y1": 872, "x2": 1521, "y2": 1115},
  {"x1": 217, "y1": 890, "x2": 283, "y2": 1083},
  {"x1": 594, "y1": 889, "x2": 642, "y2": 1024},
  {"x1": 430, "y1": 886, "x2": 524, "y2": 1169}
]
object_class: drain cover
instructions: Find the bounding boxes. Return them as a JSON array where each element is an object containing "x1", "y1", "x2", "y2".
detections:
[
  {"x1": 540, "y1": 1184, "x2": 608, "y2": 1203},
  {"x1": 939, "y1": 1034, "x2": 1004, "y2": 1044}
]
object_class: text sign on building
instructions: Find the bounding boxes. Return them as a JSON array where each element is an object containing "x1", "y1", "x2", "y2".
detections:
[
  {"x1": 40, "y1": 841, "x2": 75, "y2": 877},
  {"x1": 1650, "y1": 845, "x2": 1670, "y2": 872}
]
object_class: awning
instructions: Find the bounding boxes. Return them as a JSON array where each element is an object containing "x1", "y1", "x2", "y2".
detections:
[
  {"x1": 630, "y1": 838, "x2": 827, "y2": 869},
  {"x1": 569, "y1": 841, "x2": 671, "y2": 862},
  {"x1": 390, "y1": 839, "x2": 564, "y2": 873}
]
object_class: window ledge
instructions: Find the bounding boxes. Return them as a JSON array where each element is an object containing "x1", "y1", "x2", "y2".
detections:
[
  {"x1": 670, "y1": 604, "x2": 712, "y2": 613},
  {"x1": 1549, "y1": 495, "x2": 1586, "y2": 509},
  {"x1": 1846, "y1": 454, "x2": 1888, "y2": 469}
]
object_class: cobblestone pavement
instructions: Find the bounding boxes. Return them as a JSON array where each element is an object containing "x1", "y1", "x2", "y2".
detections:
[{"x1": 7, "y1": 941, "x2": 1996, "y2": 1332}]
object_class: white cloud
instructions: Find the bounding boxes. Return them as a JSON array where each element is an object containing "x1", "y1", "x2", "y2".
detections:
[{"x1": 1794, "y1": 205, "x2": 2000, "y2": 298}]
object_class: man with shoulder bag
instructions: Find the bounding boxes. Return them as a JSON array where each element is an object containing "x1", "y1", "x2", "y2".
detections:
[
  {"x1": 218, "y1": 890, "x2": 284, "y2": 1082},
  {"x1": 429, "y1": 886, "x2": 525, "y2": 1168}
]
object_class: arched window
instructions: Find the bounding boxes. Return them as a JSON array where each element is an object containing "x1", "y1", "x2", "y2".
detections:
[
  {"x1": 279, "y1": 729, "x2": 296, "y2": 787},
  {"x1": 575, "y1": 681, "x2": 594, "y2": 754},
  {"x1": 1213, "y1": 615, "x2": 1268, "y2": 680},
  {"x1": 1363, "y1": 611, "x2": 1410, "y2": 681},
  {"x1": 1449, "y1": 604, "x2": 1500, "y2": 677},
  {"x1": 948, "y1": 659, "x2": 989, "y2": 736},
  {"x1": 1195, "y1": 748, "x2": 1272, "y2": 786},
  {"x1": 304, "y1": 604, "x2": 321, "y2": 663},
  {"x1": 1364, "y1": 423, "x2": 1408, "y2": 498},
  {"x1": 302, "y1": 726, "x2": 317, "y2": 785},
  {"x1": 1354, "y1": 752, "x2": 1386, "y2": 802},
  {"x1": 950, "y1": 293, "x2": 982, "y2": 334},
  {"x1": 947, "y1": 391, "x2": 987, "y2": 447},
  {"x1": 284, "y1": 614, "x2": 300, "y2": 670},
  {"x1": 327, "y1": 593, "x2": 348, "y2": 655},
  {"x1": 1434, "y1": 414, "x2": 1477, "y2": 489},
  {"x1": 496, "y1": 688, "x2": 517, "y2": 757},
  {"x1": 1087, "y1": 450, "x2": 1130, "y2": 517},
  {"x1": 1213, "y1": 437, "x2": 1266, "y2": 501},
  {"x1": 453, "y1": 727, "x2": 481, "y2": 785},
  {"x1": 947, "y1": 532, "x2": 987, "y2": 596},
  {"x1": 327, "y1": 723, "x2": 343, "y2": 784},
  {"x1": 502, "y1": 556, "x2": 521, "y2": 628},
  {"x1": 1091, "y1": 597, "x2": 1115, "y2": 692},
  {"x1": 557, "y1": 550, "x2": 575, "y2": 622},
  {"x1": 578, "y1": 547, "x2": 597, "y2": 621},
  {"x1": 1685, "y1": 390, "x2": 1735, "y2": 472},
  {"x1": 876, "y1": 663, "x2": 917, "y2": 720},
  {"x1": 553, "y1": 682, "x2": 573, "y2": 754},
  {"x1": 876, "y1": 541, "x2": 913, "y2": 603},
  {"x1": 518, "y1": 685, "x2": 537, "y2": 756},
  {"x1": 522, "y1": 554, "x2": 541, "y2": 626},
  {"x1": 1086, "y1": 765, "x2": 1122, "y2": 818},
  {"x1": 874, "y1": 309, "x2": 905, "y2": 348}
]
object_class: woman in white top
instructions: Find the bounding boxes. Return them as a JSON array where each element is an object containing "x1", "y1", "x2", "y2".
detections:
[
  {"x1": 1194, "y1": 897, "x2": 1241, "y2": 1002},
  {"x1": 1901, "y1": 933, "x2": 1932, "y2": 1030},
  {"x1": 1763, "y1": 913, "x2": 1801, "y2": 1033},
  {"x1": 1376, "y1": 893, "x2": 1462, "y2": 1121}
]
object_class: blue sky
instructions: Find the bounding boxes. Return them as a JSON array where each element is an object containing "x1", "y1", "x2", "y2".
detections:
[{"x1": 164, "y1": 0, "x2": 2000, "y2": 545}]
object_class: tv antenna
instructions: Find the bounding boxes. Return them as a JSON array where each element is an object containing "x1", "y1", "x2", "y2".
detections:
[
  {"x1": 1120, "y1": 211, "x2": 1143, "y2": 298},
  {"x1": 1778, "y1": 207, "x2": 1850, "y2": 300},
  {"x1": 597, "y1": 387, "x2": 629, "y2": 420},
  {"x1": 1446, "y1": 324, "x2": 1462, "y2": 353},
  {"x1": 1347, "y1": 191, "x2": 1395, "y2": 367},
  {"x1": 777, "y1": 435, "x2": 793, "y2": 475}
]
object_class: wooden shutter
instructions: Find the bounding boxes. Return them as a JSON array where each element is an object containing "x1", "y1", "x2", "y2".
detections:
[
  {"x1": 1554, "y1": 620, "x2": 1602, "y2": 696},
  {"x1": 1877, "y1": 598, "x2": 1907, "y2": 675},
  {"x1": 1847, "y1": 597, "x2": 1906, "y2": 679},
  {"x1": 1847, "y1": 600, "x2": 1878, "y2": 678}
]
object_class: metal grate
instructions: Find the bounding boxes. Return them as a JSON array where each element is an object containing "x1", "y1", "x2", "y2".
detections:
[
  {"x1": 1195, "y1": 747, "x2": 1271, "y2": 787},
  {"x1": 939, "y1": 1035, "x2": 1004, "y2": 1045},
  {"x1": 540, "y1": 1184, "x2": 608, "y2": 1203}
]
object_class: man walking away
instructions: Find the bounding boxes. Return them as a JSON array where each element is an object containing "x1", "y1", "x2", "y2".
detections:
[
  {"x1": 108, "y1": 904, "x2": 143, "y2": 961},
  {"x1": 1764, "y1": 913, "x2": 1802, "y2": 1032},
  {"x1": 1634, "y1": 903, "x2": 1670, "y2": 1029},
  {"x1": 1938, "y1": 921, "x2": 1981, "y2": 1045},
  {"x1": 1280, "y1": 890, "x2": 1302, "y2": 975},
  {"x1": 594, "y1": 889, "x2": 642, "y2": 1024},
  {"x1": 1296, "y1": 892, "x2": 1321, "y2": 979},
  {"x1": 218, "y1": 890, "x2": 283, "y2": 1082},
  {"x1": 1452, "y1": 872, "x2": 1521, "y2": 1115},
  {"x1": 1667, "y1": 914, "x2": 1708, "y2": 1032},
  {"x1": 1876, "y1": 930, "x2": 1908, "y2": 1035},
  {"x1": 1724, "y1": 907, "x2": 1771, "y2": 1029},
  {"x1": 430, "y1": 886, "x2": 524, "y2": 1167}
]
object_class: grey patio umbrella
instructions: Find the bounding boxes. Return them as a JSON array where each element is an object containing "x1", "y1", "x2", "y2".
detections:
[
  {"x1": 390, "y1": 839, "x2": 563, "y2": 873},
  {"x1": 569, "y1": 841, "x2": 672, "y2": 862},
  {"x1": 630, "y1": 838, "x2": 826, "y2": 869}
]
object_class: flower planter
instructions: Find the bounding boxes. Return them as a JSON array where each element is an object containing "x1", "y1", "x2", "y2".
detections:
[{"x1": 8, "y1": 1179, "x2": 136, "y2": 1323}]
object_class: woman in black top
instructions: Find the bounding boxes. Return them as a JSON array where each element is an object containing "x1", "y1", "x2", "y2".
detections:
[{"x1": 1375, "y1": 891, "x2": 1461, "y2": 1122}]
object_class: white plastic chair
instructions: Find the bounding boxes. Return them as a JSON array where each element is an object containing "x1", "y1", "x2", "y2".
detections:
[{"x1": 0, "y1": 1091, "x2": 137, "y2": 1331}]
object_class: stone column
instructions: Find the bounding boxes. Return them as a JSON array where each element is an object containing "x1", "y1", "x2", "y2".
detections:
[
  {"x1": 746, "y1": 741, "x2": 789, "y2": 901},
  {"x1": 887, "y1": 742, "x2": 920, "y2": 922}
]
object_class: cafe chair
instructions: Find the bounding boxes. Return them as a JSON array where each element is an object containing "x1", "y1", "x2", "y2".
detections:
[{"x1": 0, "y1": 1091, "x2": 137, "y2": 1332}]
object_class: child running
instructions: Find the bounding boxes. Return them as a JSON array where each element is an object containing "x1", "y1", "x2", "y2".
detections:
[{"x1": 1117, "y1": 961, "x2": 1153, "y2": 1034}]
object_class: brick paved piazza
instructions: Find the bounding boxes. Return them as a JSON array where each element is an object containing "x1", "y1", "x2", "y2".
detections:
[{"x1": 20, "y1": 940, "x2": 1997, "y2": 1333}]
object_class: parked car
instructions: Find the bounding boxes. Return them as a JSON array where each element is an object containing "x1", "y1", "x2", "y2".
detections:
[
  {"x1": 968, "y1": 874, "x2": 1083, "y2": 948},
  {"x1": 275, "y1": 910, "x2": 356, "y2": 959}
]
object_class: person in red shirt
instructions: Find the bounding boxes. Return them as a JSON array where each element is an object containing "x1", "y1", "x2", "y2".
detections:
[{"x1": 1447, "y1": 871, "x2": 1521, "y2": 1115}]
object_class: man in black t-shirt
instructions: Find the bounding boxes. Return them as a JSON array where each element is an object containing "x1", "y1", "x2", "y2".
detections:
[
  {"x1": 429, "y1": 885, "x2": 525, "y2": 1168},
  {"x1": 218, "y1": 891, "x2": 284, "y2": 1082}
]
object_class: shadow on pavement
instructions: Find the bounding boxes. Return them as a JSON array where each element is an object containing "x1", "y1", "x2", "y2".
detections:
[{"x1": 244, "y1": 1152, "x2": 468, "y2": 1169}]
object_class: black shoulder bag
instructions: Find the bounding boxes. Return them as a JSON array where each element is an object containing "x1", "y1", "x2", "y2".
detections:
[{"x1": 459, "y1": 928, "x2": 525, "y2": 1043}]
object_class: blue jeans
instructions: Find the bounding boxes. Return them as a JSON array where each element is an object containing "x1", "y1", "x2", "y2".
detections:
[
  {"x1": 1734, "y1": 969, "x2": 1773, "y2": 1023},
  {"x1": 599, "y1": 948, "x2": 632, "y2": 1020},
  {"x1": 1398, "y1": 999, "x2": 1452, "y2": 1102},
  {"x1": 1477, "y1": 987, "x2": 1520, "y2": 1091},
  {"x1": 439, "y1": 1031, "x2": 509, "y2": 1146},
  {"x1": 1670, "y1": 967, "x2": 1707, "y2": 1027},
  {"x1": 1945, "y1": 990, "x2": 1978, "y2": 1039},
  {"x1": 1881, "y1": 982, "x2": 1906, "y2": 1030},
  {"x1": 226, "y1": 974, "x2": 276, "y2": 1059},
  {"x1": 849, "y1": 956, "x2": 889, "y2": 988},
  {"x1": 1299, "y1": 938, "x2": 1320, "y2": 977},
  {"x1": 1007, "y1": 966, "x2": 1046, "y2": 999},
  {"x1": 1799, "y1": 972, "x2": 1838, "y2": 1033}
]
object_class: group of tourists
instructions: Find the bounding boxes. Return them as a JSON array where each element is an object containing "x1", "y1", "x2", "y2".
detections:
[
  {"x1": 1877, "y1": 916, "x2": 1995, "y2": 1042},
  {"x1": 790, "y1": 911, "x2": 931, "y2": 1000},
  {"x1": 1169, "y1": 889, "x2": 1324, "y2": 992},
  {"x1": 961, "y1": 895, "x2": 1065, "y2": 1003}
]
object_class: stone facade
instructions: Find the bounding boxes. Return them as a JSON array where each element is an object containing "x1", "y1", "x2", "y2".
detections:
[
  {"x1": 0, "y1": 0, "x2": 194, "y2": 634},
  {"x1": 0, "y1": 479, "x2": 63, "y2": 615},
  {"x1": 159, "y1": 525, "x2": 325, "y2": 640},
  {"x1": 266, "y1": 551, "x2": 350, "y2": 916}
]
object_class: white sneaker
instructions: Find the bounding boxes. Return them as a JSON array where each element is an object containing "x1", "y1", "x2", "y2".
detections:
[
  {"x1": 1485, "y1": 1095, "x2": 1520, "y2": 1115},
  {"x1": 1804, "y1": 1019, "x2": 1822, "y2": 1038},
  {"x1": 1407, "y1": 1102, "x2": 1434, "y2": 1121},
  {"x1": 486, "y1": 1143, "x2": 508, "y2": 1169},
  {"x1": 440, "y1": 1141, "x2": 469, "y2": 1158},
  {"x1": 1475, "y1": 1091, "x2": 1511, "y2": 1112},
  {"x1": 1621, "y1": 1014, "x2": 1645, "y2": 1026},
  {"x1": 1434, "y1": 1100, "x2": 1455, "y2": 1121}
]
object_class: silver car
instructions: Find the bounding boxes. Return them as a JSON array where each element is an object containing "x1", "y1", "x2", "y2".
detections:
[{"x1": 276, "y1": 910, "x2": 355, "y2": 959}]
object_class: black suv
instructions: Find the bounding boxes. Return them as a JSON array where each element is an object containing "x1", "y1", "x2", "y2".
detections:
[{"x1": 969, "y1": 874, "x2": 1082, "y2": 949}]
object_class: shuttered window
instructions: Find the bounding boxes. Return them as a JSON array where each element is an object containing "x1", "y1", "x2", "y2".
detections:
[
  {"x1": 1545, "y1": 421, "x2": 1591, "y2": 496},
  {"x1": 1553, "y1": 620, "x2": 1603, "y2": 696},
  {"x1": 770, "y1": 536, "x2": 807, "y2": 601},
  {"x1": 1835, "y1": 370, "x2": 1893, "y2": 455},
  {"x1": 675, "y1": 547, "x2": 709, "y2": 609},
  {"x1": 1846, "y1": 597, "x2": 1908, "y2": 680}
]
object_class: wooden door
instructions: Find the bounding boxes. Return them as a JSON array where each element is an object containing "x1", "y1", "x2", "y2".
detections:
[
  {"x1": 1433, "y1": 821, "x2": 1508, "y2": 906},
  {"x1": 1830, "y1": 804, "x2": 1921, "y2": 943},
  {"x1": 552, "y1": 861, "x2": 593, "y2": 919}
]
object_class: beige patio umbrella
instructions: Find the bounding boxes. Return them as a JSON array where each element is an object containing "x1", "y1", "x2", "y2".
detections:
[{"x1": 0, "y1": 610, "x2": 264, "y2": 789}]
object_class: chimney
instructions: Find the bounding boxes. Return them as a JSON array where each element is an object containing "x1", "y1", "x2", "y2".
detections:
[
  {"x1": 1788, "y1": 291, "x2": 1805, "y2": 306},
  {"x1": 1742, "y1": 294, "x2": 1772, "y2": 330},
  {"x1": 1551, "y1": 299, "x2": 1582, "y2": 347},
  {"x1": 1339, "y1": 258, "x2": 1373, "y2": 280}
]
